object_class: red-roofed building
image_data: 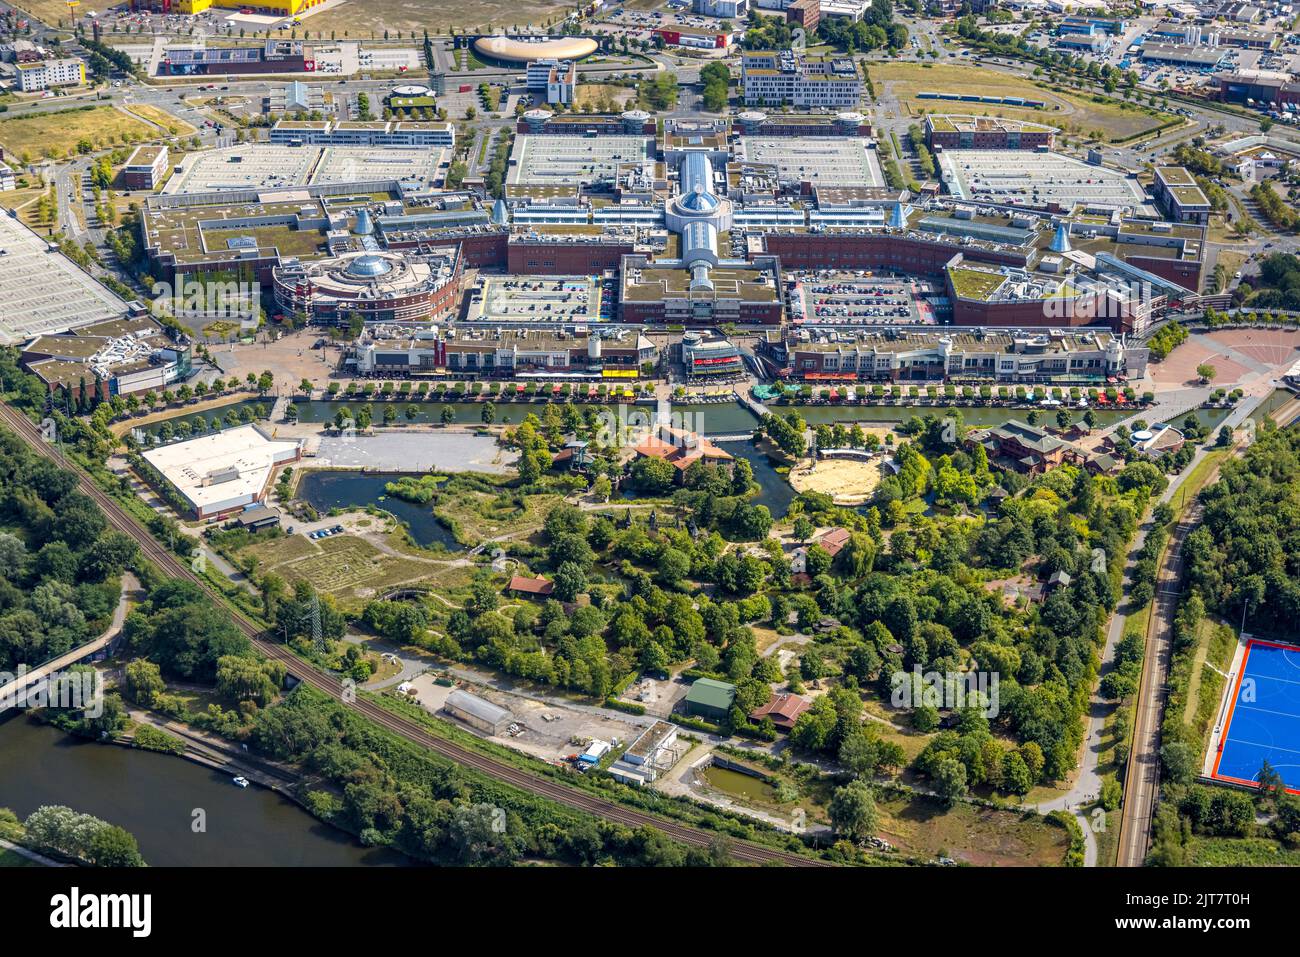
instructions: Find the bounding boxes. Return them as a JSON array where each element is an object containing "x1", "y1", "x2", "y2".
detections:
[
  {"x1": 507, "y1": 575, "x2": 554, "y2": 597},
  {"x1": 631, "y1": 426, "x2": 734, "y2": 483},
  {"x1": 817, "y1": 527, "x2": 851, "y2": 558},
  {"x1": 749, "y1": 692, "x2": 811, "y2": 731}
]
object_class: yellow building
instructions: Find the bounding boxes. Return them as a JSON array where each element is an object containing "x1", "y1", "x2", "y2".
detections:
[{"x1": 176, "y1": 0, "x2": 317, "y2": 15}]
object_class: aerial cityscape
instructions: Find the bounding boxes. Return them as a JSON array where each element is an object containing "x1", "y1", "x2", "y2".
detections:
[{"x1": 0, "y1": 0, "x2": 1297, "y2": 903}]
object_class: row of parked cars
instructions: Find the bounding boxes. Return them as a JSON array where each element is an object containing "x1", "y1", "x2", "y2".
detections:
[{"x1": 308, "y1": 524, "x2": 345, "y2": 541}]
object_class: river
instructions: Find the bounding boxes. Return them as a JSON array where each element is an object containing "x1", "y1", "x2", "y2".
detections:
[{"x1": 0, "y1": 716, "x2": 412, "y2": 867}]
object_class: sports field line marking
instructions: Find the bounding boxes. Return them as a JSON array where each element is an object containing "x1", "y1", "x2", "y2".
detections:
[
  {"x1": 1221, "y1": 738, "x2": 1300, "y2": 758},
  {"x1": 1238, "y1": 670, "x2": 1300, "y2": 690},
  {"x1": 1231, "y1": 703, "x2": 1300, "y2": 722}
]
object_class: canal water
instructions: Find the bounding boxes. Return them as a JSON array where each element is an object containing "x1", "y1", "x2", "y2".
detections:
[
  {"x1": 296, "y1": 470, "x2": 463, "y2": 551},
  {"x1": 717, "y1": 441, "x2": 796, "y2": 519},
  {"x1": 290, "y1": 398, "x2": 653, "y2": 427},
  {"x1": 0, "y1": 715, "x2": 412, "y2": 867},
  {"x1": 127, "y1": 399, "x2": 271, "y2": 440}
]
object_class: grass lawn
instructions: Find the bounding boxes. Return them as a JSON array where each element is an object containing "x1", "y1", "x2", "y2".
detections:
[
  {"x1": 574, "y1": 83, "x2": 635, "y2": 111},
  {"x1": 1189, "y1": 835, "x2": 1300, "y2": 865},
  {"x1": 949, "y1": 266, "x2": 1007, "y2": 301},
  {"x1": 6, "y1": 0, "x2": 115, "y2": 26},
  {"x1": 1182, "y1": 618, "x2": 1235, "y2": 741},
  {"x1": 239, "y1": 533, "x2": 448, "y2": 607},
  {"x1": 125, "y1": 103, "x2": 198, "y2": 138},
  {"x1": 0, "y1": 847, "x2": 41, "y2": 867},
  {"x1": 872, "y1": 62, "x2": 1177, "y2": 142},
  {"x1": 874, "y1": 789, "x2": 1071, "y2": 866},
  {"x1": 303, "y1": 0, "x2": 570, "y2": 36},
  {"x1": 0, "y1": 106, "x2": 156, "y2": 163},
  {"x1": 433, "y1": 488, "x2": 565, "y2": 546}
]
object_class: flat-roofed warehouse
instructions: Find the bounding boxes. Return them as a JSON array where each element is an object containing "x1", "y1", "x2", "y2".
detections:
[
  {"x1": 0, "y1": 211, "x2": 132, "y2": 345},
  {"x1": 140, "y1": 423, "x2": 303, "y2": 519},
  {"x1": 443, "y1": 689, "x2": 513, "y2": 735}
]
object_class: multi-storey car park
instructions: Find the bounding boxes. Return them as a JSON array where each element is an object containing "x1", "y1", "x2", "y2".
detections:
[
  {"x1": 162, "y1": 143, "x2": 450, "y2": 195},
  {"x1": 0, "y1": 212, "x2": 141, "y2": 346}
]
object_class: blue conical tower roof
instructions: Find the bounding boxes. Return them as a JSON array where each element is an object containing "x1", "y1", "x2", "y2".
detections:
[
  {"x1": 1049, "y1": 222, "x2": 1072, "y2": 254},
  {"x1": 491, "y1": 198, "x2": 509, "y2": 226},
  {"x1": 888, "y1": 202, "x2": 908, "y2": 228},
  {"x1": 353, "y1": 208, "x2": 375, "y2": 236}
]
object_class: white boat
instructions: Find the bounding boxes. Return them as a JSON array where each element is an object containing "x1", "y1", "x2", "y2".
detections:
[{"x1": 232, "y1": 776, "x2": 250, "y2": 788}]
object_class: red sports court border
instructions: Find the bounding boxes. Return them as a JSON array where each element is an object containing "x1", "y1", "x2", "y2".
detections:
[{"x1": 1210, "y1": 637, "x2": 1300, "y2": 796}]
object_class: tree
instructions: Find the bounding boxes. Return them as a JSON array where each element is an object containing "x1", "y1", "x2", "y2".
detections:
[
  {"x1": 656, "y1": 547, "x2": 691, "y2": 588},
  {"x1": 793, "y1": 516, "x2": 815, "y2": 543},
  {"x1": 124, "y1": 658, "x2": 165, "y2": 706},
  {"x1": 552, "y1": 561, "x2": 587, "y2": 602},
  {"x1": 932, "y1": 756, "x2": 968, "y2": 802},
  {"x1": 1000, "y1": 750, "x2": 1033, "y2": 795},
  {"x1": 828, "y1": 781, "x2": 879, "y2": 842},
  {"x1": 630, "y1": 456, "x2": 675, "y2": 494},
  {"x1": 1195, "y1": 363, "x2": 1217, "y2": 384}
]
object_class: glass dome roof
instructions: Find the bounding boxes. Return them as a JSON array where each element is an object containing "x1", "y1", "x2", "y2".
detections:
[{"x1": 346, "y1": 255, "x2": 393, "y2": 279}]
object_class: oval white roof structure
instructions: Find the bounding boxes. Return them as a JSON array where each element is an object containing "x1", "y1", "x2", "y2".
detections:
[{"x1": 472, "y1": 35, "x2": 598, "y2": 63}]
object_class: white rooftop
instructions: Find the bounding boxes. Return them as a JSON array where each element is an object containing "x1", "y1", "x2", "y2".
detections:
[
  {"x1": 142, "y1": 423, "x2": 301, "y2": 513},
  {"x1": 0, "y1": 212, "x2": 129, "y2": 344}
]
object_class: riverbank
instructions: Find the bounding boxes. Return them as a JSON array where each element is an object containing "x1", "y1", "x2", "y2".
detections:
[{"x1": 0, "y1": 715, "x2": 411, "y2": 867}]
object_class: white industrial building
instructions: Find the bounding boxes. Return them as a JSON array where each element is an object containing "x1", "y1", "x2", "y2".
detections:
[{"x1": 141, "y1": 424, "x2": 303, "y2": 520}]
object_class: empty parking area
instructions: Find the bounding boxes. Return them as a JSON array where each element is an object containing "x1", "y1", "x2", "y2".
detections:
[
  {"x1": 787, "y1": 271, "x2": 934, "y2": 325},
  {"x1": 313, "y1": 146, "x2": 448, "y2": 189},
  {"x1": 734, "y1": 137, "x2": 884, "y2": 188},
  {"x1": 938, "y1": 150, "x2": 1148, "y2": 209},
  {"x1": 509, "y1": 135, "x2": 651, "y2": 190},
  {"x1": 469, "y1": 276, "x2": 604, "y2": 323}
]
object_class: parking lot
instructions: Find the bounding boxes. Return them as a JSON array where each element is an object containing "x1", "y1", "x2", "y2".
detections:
[
  {"x1": 509, "y1": 135, "x2": 652, "y2": 191},
  {"x1": 468, "y1": 276, "x2": 606, "y2": 323},
  {"x1": 938, "y1": 149, "x2": 1149, "y2": 210},
  {"x1": 787, "y1": 271, "x2": 935, "y2": 326},
  {"x1": 734, "y1": 137, "x2": 884, "y2": 190}
]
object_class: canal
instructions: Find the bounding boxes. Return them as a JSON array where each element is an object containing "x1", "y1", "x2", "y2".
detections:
[{"x1": 0, "y1": 715, "x2": 412, "y2": 867}]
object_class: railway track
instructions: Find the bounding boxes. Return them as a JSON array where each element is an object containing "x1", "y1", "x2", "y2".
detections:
[
  {"x1": 1116, "y1": 393, "x2": 1300, "y2": 866},
  {"x1": 0, "y1": 403, "x2": 824, "y2": 867}
]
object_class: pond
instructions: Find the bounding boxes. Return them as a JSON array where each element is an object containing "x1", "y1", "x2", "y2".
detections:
[
  {"x1": 718, "y1": 441, "x2": 796, "y2": 519},
  {"x1": 296, "y1": 470, "x2": 463, "y2": 551},
  {"x1": 698, "y1": 764, "x2": 781, "y2": 805}
]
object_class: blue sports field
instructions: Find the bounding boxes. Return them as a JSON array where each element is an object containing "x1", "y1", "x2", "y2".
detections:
[{"x1": 1213, "y1": 640, "x2": 1300, "y2": 794}]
